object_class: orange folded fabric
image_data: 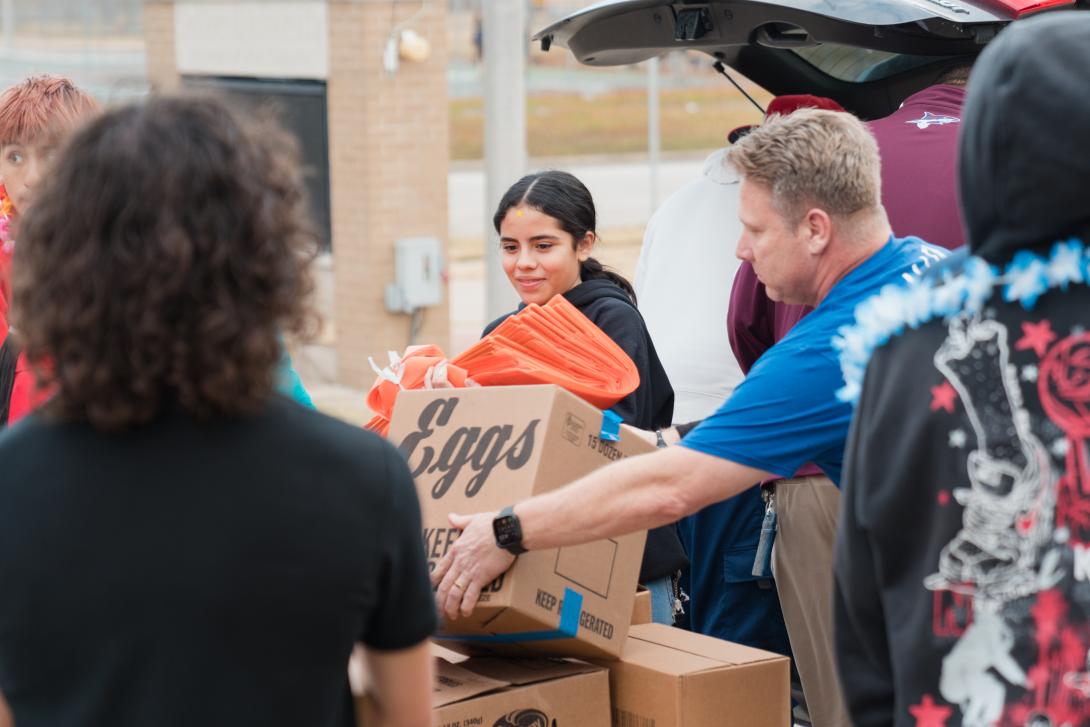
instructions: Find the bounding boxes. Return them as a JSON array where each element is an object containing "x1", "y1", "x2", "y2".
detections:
[{"x1": 363, "y1": 296, "x2": 639, "y2": 435}]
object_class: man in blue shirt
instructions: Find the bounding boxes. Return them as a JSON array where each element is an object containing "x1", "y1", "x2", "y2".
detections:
[{"x1": 432, "y1": 109, "x2": 946, "y2": 727}]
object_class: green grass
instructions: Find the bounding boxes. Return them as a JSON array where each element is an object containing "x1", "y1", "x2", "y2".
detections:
[{"x1": 451, "y1": 86, "x2": 772, "y2": 160}]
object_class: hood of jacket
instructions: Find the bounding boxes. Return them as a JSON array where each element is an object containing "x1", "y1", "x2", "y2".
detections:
[
  {"x1": 959, "y1": 10, "x2": 1090, "y2": 263},
  {"x1": 563, "y1": 278, "x2": 635, "y2": 309}
]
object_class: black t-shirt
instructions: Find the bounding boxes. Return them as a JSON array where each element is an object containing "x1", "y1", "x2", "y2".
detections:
[{"x1": 0, "y1": 395, "x2": 436, "y2": 727}]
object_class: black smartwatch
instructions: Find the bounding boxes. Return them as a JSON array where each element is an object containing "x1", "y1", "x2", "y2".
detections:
[{"x1": 492, "y1": 505, "x2": 528, "y2": 555}]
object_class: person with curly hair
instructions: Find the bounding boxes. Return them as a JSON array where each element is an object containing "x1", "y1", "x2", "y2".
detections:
[
  {"x1": 0, "y1": 95, "x2": 435, "y2": 727},
  {"x1": 0, "y1": 76, "x2": 316, "y2": 426}
]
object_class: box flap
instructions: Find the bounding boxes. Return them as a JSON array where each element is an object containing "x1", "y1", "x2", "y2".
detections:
[
  {"x1": 430, "y1": 642, "x2": 470, "y2": 664},
  {"x1": 625, "y1": 624, "x2": 787, "y2": 672},
  {"x1": 460, "y1": 656, "x2": 601, "y2": 686},
  {"x1": 433, "y1": 658, "x2": 511, "y2": 708},
  {"x1": 613, "y1": 636, "x2": 728, "y2": 676}
]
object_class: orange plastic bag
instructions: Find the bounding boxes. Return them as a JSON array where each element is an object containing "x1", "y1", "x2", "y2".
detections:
[
  {"x1": 363, "y1": 296, "x2": 640, "y2": 435},
  {"x1": 451, "y1": 296, "x2": 639, "y2": 409},
  {"x1": 364, "y1": 345, "x2": 469, "y2": 436}
]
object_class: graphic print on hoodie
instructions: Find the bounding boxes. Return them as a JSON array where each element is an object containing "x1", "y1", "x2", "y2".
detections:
[{"x1": 834, "y1": 11, "x2": 1090, "y2": 727}]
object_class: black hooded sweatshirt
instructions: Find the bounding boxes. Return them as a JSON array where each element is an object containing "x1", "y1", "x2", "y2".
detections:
[
  {"x1": 835, "y1": 11, "x2": 1090, "y2": 727},
  {"x1": 484, "y1": 278, "x2": 687, "y2": 582}
]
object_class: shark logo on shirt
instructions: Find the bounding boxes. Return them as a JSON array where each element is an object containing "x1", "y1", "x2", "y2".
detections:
[{"x1": 907, "y1": 111, "x2": 961, "y2": 130}]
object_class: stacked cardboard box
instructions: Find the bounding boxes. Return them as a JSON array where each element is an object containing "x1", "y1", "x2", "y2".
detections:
[
  {"x1": 354, "y1": 649, "x2": 611, "y2": 727},
  {"x1": 360, "y1": 385, "x2": 791, "y2": 727},
  {"x1": 594, "y1": 624, "x2": 791, "y2": 727}
]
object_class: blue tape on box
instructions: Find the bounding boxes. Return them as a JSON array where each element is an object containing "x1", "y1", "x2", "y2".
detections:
[
  {"x1": 435, "y1": 587, "x2": 584, "y2": 644},
  {"x1": 599, "y1": 409, "x2": 623, "y2": 442}
]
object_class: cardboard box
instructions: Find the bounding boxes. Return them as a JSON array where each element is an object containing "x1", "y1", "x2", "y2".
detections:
[
  {"x1": 630, "y1": 588, "x2": 651, "y2": 626},
  {"x1": 388, "y1": 384, "x2": 650, "y2": 659},
  {"x1": 594, "y1": 624, "x2": 791, "y2": 727},
  {"x1": 356, "y1": 655, "x2": 612, "y2": 727}
]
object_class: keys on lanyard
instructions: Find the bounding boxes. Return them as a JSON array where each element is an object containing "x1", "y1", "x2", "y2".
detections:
[{"x1": 752, "y1": 485, "x2": 777, "y2": 578}]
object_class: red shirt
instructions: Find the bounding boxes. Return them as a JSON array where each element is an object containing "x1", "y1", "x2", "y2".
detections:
[
  {"x1": 0, "y1": 184, "x2": 51, "y2": 424},
  {"x1": 7, "y1": 352, "x2": 48, "y2": 424},
  {"x1": 0, "y1": 184, "x2": 13, "y2": 337}
]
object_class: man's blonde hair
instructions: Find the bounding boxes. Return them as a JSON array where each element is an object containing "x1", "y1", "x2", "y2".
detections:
[{"x1": 728, "y1": 108, "x2": 882, "y2": 226}]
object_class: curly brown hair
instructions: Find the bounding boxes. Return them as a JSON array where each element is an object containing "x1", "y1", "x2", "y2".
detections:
[{"x1": 12, "y1": 94, "x2": 319, "y2": 430}]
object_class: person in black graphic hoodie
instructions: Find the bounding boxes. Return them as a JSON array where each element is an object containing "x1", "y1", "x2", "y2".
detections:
[
  {"x1": 484, "y1": 170, "x2": 685, "y2": 624},
  {"x1": 835, "y1": 10, "x2": 1090, "y2": 727}
]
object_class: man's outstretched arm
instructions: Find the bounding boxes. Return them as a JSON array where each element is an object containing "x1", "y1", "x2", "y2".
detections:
[{"x1": 431, "y1": 444, "x2": 772, "y2": 619}]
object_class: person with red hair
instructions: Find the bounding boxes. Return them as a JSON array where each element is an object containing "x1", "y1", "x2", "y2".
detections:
[
  {"x1": 0, "y1": 75, "x2": 99, "y2": 426},
  {"x1": 0, "y1": 75, "x2": 99, "y2": 327}
]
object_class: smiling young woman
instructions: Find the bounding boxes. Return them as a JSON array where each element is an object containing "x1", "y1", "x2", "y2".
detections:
[
  {"x1": 486, "y1": 170, "x2": 672, "y2": 430},
  {"x1": 483, "y1": 169, "x2": 686, "y2": 624}
]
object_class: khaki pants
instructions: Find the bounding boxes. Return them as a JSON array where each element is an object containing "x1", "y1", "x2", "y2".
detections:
[{"x1": 770, "y1": 475, "x2": 850, "y2": 727}]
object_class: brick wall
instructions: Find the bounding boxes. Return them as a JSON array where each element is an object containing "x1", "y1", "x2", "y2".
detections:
[
  {"x1": 144, "y1": 1, "x2": 452, "y2": 390},
  {"x1": 328, "y1": 0, "x2": 451, "y2": 388},
  {"x1": 143, "y1": 1, "x2": 180, "y2": 91}
]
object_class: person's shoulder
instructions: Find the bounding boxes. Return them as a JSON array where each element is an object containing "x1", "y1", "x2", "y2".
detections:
[
  {"x1": 581, "y1": 294, "x2": 642, "y2": 326},
  {"x1": 0, "y1": 415, "x2": 95, "y2": 503},
  {"x1": 866, "y1": 235, "x2": 951, "y2": 286},
  {"x1": 647, "y1": 149, "x2": 736, "y2": 226},
  {"x1": 870, "y1": 84, "x2": 965, "y2": 129},
  {"x1": 0, "y1": 413, "x2": 63, "y2": 459},
  {"x1": 262, "y1": 395, "x2": 402, "y2": 474},
  {"x1": 700, "y1": 147, "x2": 740, "y2": 185},
  {"x1": 893, "y1": 234, "x2": 946, "y2": 255},
  {"x1": 482, "y1": 310, "x2": 515, "y2": 337}
]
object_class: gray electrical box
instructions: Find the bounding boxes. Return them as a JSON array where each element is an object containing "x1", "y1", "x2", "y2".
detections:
[{"x1": 385, "y1": 236, "x2": 444, "y2": 313}]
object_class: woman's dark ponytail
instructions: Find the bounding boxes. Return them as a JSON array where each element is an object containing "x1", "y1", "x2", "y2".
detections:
[
  {"x1": 579, "y1": 256, "x2": 637, "y2": 305},
  {"x1": 494, "y1": 169, "x2": 637, "y2": 304}
]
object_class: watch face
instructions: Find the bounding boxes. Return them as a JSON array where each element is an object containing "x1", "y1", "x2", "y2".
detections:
[{"x1": 494, "y1": 514, "x2": 520, "y2": 546}]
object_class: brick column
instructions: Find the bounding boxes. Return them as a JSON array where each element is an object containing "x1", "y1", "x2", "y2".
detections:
[
  {"x1": 142, "y1": 1, "x2": 180, "y2": 91},
  {"x1": 328, "y1": 0, "x2": 450, "y2": 388}
]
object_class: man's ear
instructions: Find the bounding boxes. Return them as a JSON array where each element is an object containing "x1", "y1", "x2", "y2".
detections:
[
  {"x1": 801, "y1": 208, "x2": 832, "y2": 255},
  {"x1": 576, "y1": 231, "x2": 595, "y2": 262}
]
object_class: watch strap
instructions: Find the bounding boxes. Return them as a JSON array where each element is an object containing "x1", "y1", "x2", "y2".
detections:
[{"x1": 495, "y1": 505, "x2": 527, "y2": 555}]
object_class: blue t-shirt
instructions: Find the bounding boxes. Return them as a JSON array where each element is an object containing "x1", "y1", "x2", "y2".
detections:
[{"x1": 682, "y1": 235, "x2": 946, "y2": 485}]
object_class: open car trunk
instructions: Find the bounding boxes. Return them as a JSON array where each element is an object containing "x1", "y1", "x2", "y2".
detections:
[{"x1": 532, "y1": 0, "x2": 1081, "y2": 117}]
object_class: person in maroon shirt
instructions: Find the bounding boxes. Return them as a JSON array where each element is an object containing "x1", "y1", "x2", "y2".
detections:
[{"x1": 870, "y1": 69, "x2": 969, "y2": 250}]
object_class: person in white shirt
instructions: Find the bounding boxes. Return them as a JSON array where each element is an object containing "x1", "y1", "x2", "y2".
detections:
[{"x1": 634, "y1": 146, "x2": 744, "y2": 423}]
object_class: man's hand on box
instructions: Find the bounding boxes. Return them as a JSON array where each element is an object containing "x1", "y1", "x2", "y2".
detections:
[{"x1": 431, "y1": 511, "x2": 516, "y2": 620}]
